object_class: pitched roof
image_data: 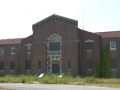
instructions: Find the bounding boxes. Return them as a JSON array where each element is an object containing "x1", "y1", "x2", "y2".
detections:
[
  {"x1": 95, "y1": 31, "x2": 120, "y2": 38},
  {"x1": 0, "y1": 38, "x2": 24, "y2": 45}
]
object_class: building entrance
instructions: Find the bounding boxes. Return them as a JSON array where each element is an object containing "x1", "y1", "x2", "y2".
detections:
[{"x1": 52, "y1": 61, "x2": 60, "y2": 73}]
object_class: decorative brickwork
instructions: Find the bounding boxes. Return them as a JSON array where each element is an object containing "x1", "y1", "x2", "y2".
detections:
[{"x1": 47, "y1": 33, "x2": 62, "y2": 74}]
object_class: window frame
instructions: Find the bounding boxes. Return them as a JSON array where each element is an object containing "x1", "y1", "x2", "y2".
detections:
[
  {"x1": 11, "y1": 47, "x2": 15, "y2": 54},
  {"x1": 0, "y1": 47, "x2": 4, "y2": 55},
  {"x1": 111, "y1": 58, "x2": 117, "y2": 70},
  {"x1": 27, "y1": 46, "x2": 31, "y2": 54},
  {"x1": 26, "y1": 61, "x2": 31, "y2": 71},
  {"x1": 10, "y1": 61, "x2": 15, "y2": 71},
  {"x1": 68, "y1": 60, "x2": 71, "y2": 70},
  {"x1": 87, "y1": 59, "x2": 93, "y2": 70},
  {"x1": 86, "y1": 42, "x2": 93, "y2": 51},
  {"x1": 0, "y1": 61, "x2": 4, "y2": 71},
  {"x1": 85, "y1": 39, "x2": 93, "y2": 51},
  {"x1": 49, "y1": 42, "x2": 60, "y2": 51},
  {"x1": 38, "y1": 61, "x2": 41, "y2": 70},
  {"x1": 110, "y1": 41, "x2": 116, "y2": 50}
]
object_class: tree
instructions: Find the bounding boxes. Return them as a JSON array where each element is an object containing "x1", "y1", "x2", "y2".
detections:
[
  {"x1": 101, "y1": 44, "x2": 111, "y2": 78},
  {"x1": 94, "y1": 44, "x2": 111, "y2": 78},
  {"x1": 94, "y1": 60, "x2": 101, "y2": 78}
]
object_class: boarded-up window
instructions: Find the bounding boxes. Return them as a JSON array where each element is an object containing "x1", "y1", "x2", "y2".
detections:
[
  {"x1": 87, "y1": 59, "x2": 93, "y2": 69},
  {"x1": 68, "y1": 60, "x2": 71, "y2": 70},
  {"x1": 50, "y1": 42, "x2": 60, "y2": 51},
  {"x1": 10, "y1": 61, "x2": 15, "y2": 70},
  {"x1": 26, "y1": 61, "x2": 30, "y2": 70},
  {"x1": 38, "y1": 61, "x2": 41, "y2": 69},
  {"x1": 86, "y1": 42, "x2": 92, "y2": 51},
  {"x1": 111, "y1": 58, "x2": 117, "y2": 69},
  {"x1": 0, "y1": 61, "x2": 4, "y2": 70}
]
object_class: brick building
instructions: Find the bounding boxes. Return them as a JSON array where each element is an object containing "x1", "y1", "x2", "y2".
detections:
[{"x1": 0, "y1": 14, "x2": 120, "y2": 77}]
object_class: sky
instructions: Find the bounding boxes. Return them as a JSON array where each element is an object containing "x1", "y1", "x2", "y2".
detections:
[{"x1": 0, "y1": 0, "x2": 120, "y2": 39}]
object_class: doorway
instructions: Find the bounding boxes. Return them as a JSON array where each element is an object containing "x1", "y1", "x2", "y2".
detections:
[{"x1": 52, "y1": 61, "x2": 60, "y2": 73}]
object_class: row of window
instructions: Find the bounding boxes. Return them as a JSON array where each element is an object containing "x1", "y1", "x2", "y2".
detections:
[
  {"x1": 0, "y1": 59, "x2": 117, "y2": 71},
  {"x1": 87, "y1": 58, "x2": 117, "y2": 70},
  {"x1": 86, "y1": 41, "x2": 116, "y2": 51},
  {"x1": 0, "y1": 47, "x2": 16, "y2": 55},
  {"x1": 0, "y1": 61, "x2": 41, "y2": 71},
  {"x1": 0, "y1": 46, "x2": 31, "y2": 55},
  {"x1": 26, "y1": 61, "x2": 41, "y2": 70},
  {"x1": 0, "y1": 61, "x2": 15, "y2": 70}
]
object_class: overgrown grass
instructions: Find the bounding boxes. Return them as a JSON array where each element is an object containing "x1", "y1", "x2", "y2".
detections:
[{"x1": 0, "y1": 73, "x2": 120, "y2": 88}]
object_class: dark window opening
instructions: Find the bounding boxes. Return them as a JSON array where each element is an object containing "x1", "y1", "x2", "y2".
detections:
[
  {"x1": 86, "y1": 42, "x2": 92, "y2": 51},
  {"x1": 50, "y1": 42, "x2": 60, "y2": 51},
  {"x1": 0, "y1": 61, "x2": 4, "y2": 70},
  {"x1": 111, "y1": 58, "x2": 117, "y2": 69},
  {"x1": 87, "y1": 59, "x2": 93, "y2": 69},
  {"x1": 26, "y1": 61, "x2": 30, "y2": 70},
  {"x1": 10, "y1": 61, "x2": 15, "y2": 70},
  {"x1": 38, "y1": 61, "x2": 41, "y2": 69},
  {"x1": 68, "y1": 60, "x2": 71, "y2": 69}
]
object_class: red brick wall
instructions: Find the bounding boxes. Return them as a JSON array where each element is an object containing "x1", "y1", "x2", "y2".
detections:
[
  {"x1": 27, "y1": 16, "x2": 79, "y2": 76},
  {"x1": 80, "y1": 30, "x2": 101, "y2": 76},
  {"x1": 0, "y1": 44, "x2": 20, "y2": 75},
  {"x1": 20, "y1": 35, "x2": 33, "y2": 74},
  {"x1": 101, "y1": 38, "x2": 120, "y2": 77}
]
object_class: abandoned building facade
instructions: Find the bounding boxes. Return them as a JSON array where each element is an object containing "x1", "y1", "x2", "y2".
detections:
[{"x1": 0, "y1": 14, "x2": 120, "y2": 77}]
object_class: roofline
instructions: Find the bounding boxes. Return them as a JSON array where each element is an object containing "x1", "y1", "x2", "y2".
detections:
[{"x1": 32, "y1": 14, "x2": 78, "y2": 26}]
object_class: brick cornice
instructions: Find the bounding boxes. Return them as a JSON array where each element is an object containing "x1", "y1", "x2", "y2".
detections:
[{"x1": 32, "y1": 14, "x2": 78, "y2": 31}]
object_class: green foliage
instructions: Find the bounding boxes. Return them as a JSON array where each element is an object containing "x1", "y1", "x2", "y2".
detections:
[
  {"x1": 94, "y1": 44, "x2": 111, "y2": 78},
  {"x1": 94, "y1": 60, "x2": 101, "y2": 78},
  {"x1": 101, "y1": 44, "x2": 111, "y2": 78},
  {"x1": 84, "y1": 76, "x2": 96, "y2": 83},
  {"x1": 0, "y1": 74, "x2": 120, "y2": 87}
]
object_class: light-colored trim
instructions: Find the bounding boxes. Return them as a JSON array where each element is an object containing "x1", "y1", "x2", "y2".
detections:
[
  {"x1": 111, "y1": 69, "x2": 117, "y2": 70},
  {"x1": 85, "y1": 39, "x2": 94, "y2": 42},
  {"x1": 25, "y1": 43, "x2": 32, "y2": 46},
  {"x1": 87, "y1": 50, "x2": 92, "y2": 51},
  {"x1": 68, "y1": 69, "x2": 71, "y2": 70},
  {"x1": 47, "y1": 33, "x2": 62, "y2": 74},
  {"x1": 11, "y1": 53, "x2": 15, "y2": 54},
  {"x1": 110, "y1": 48, "x2": 116, "y2": 50},
  {"x1": 110, "y1": 41, "x2": 116, "y2": 50},
  {"x1": 26, "y1": 70, "x2": 31, "y2": 71},
  {"x1": 27, "y1": 52, "x2": 31, "y2": 54}
]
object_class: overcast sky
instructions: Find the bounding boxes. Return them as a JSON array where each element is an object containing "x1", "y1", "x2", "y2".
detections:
[{"x1": 0, "y1": 0, "x2": 120, "y2": 39}]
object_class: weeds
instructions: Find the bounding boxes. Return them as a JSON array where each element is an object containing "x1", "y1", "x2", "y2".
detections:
[{"x1": 0, "y1": 73, "x2": 120, "y2": 88}]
